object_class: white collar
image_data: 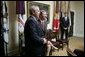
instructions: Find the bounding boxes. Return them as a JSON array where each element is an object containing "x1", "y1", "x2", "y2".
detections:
[{"x1": 65, "y1": 16, "x2": 67, "y2": 19}]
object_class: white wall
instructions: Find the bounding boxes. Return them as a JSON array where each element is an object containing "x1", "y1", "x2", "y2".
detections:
[{"x1": 70, "y1": 1, "x2": 84, "y2": 37}]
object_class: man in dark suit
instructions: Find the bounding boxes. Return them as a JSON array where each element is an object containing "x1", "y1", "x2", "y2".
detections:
[
  {"x1": 39, "y1": 10, "x2": 48, "y2": 35},
  {"x1": 60, "y1": 12, "x2": 70, "y2": 40},
  {"x1": 24, "y1": 5, "x2": 47, "y2": 56},
  {"x1": 39, "y1": 10, "x2": 49, "y2": 56}
]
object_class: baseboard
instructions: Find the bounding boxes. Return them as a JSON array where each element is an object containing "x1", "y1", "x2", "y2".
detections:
[{"x1": 73, "y1": 33, "x2": 84, "y2": 38}]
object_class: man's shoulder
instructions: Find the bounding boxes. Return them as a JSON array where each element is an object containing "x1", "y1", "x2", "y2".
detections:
[
  {"x1": 25, "y1": 16, "x2": 33, "y2": 25},
  {"x1": 67, "y1": 17, "x2": 69, "y2": 19},
  {"x1": 27, "y1": 16, "x2": 38, "y2": 25},
  {"x1": 26, "y1": 16, "x2": 35, "y2": 22},
  {"x1": 27, "y1": 16, "x2": 34, "y2": 20}
]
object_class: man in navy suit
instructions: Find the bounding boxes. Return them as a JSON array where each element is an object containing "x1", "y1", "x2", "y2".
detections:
[
  {"x1": 60, "y1": 12, "x2": 70, "y2": 40},
  {"x1": 24, "y1": 5, "x2": 47, "y2": 56}
]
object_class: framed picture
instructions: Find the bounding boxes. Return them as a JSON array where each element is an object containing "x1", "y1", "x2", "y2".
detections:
[{"x1": 27, "y1": 1, "x2": 50, "y2": 23}]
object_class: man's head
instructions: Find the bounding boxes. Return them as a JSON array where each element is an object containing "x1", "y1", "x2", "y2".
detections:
[
  {"x1": 29, "y1": 5, "x2": 40, "y2": 18},
  {"x1": 39, "y1": 10, "x2": 47, "y2": 20},
  {"x1": 64, "y1": 12, "x2": 68, "y2": 17}
]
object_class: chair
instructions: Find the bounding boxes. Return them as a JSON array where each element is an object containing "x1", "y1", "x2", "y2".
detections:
[
  {"x1": 45, "y1": 29, "x2": 63, "y2": 55},
  {"x1": 59, "y1": 39, "x2": 69, "y2": 50},
  {"x1": 47, "y1": 30, "x2": 69, "y2": 51}
]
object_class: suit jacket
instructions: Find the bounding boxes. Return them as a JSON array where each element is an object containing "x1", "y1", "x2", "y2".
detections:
[
  {"x1": 61, "y1": 17, "x2": 70, "y2": 28},
  {"x1": 24, "y1": 16, "x2": 45, "y2": 56},
  {"x1": 41, "y1": 19, "x2": 47, "y2": 35},
  {"x1": 44, "y1": 19, "x2": 47, "y2": 34}
]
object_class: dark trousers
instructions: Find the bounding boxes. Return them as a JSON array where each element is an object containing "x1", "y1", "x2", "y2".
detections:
[
  {"x1": 25, "y1": 46, "x2": 44, "y2": 56},
  {"x1": 61, "y1": 28, "x2": 68, "y2": 40},
  {"x1": 42, "y1": 44, "x2": 47, "y2": 56},
  {"x1": 25, "y1": 50, "x2": 43, "y2": 56}
]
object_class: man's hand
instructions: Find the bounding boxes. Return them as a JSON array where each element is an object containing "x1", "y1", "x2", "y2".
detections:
[
  {"x1": 64, "y1": 28, "x2": 67, "y2": 30},
  {"x1": 51, "y1": 38, "x2": 56, "y2": 42},
  {"x1": 43, "y1": 38, "x2": 47, "y2": 44},
  {"x1": 47, "y1": 41, "x2": 51, "y2": 45}
]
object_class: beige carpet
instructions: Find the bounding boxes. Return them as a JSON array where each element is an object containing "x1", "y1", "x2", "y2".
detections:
[
  {"x1": 13, "y1": 36, "x2": 84, "y2": 56},
  {"x1": 51, "y1": 36, "x2": 84, "y2": 56}
]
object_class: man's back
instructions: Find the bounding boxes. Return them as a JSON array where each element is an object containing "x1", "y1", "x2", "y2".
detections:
[{"x1": 24, "y1": 16, "x2": 44, "y2": 56}]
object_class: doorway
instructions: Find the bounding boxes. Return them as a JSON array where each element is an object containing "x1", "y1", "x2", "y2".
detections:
[{"x1": 68, "y1": 11, "x2": 74, "y2": 37}]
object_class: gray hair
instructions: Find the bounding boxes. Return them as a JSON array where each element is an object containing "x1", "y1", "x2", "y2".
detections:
[
  {"x1": 29, "y1": 5, "x2": 39, "y2": 15},
  {"x1": 40, "y1": 10, "x2": 47, "y2": 14}
]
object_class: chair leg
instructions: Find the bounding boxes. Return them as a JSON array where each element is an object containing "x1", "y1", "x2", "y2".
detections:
[
  {"x1": 62, "y1": 43, "x2": 64, "y2": 50},
  {"x1": 67, "y1": 41, "x2": 69, "y2": 48}
]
